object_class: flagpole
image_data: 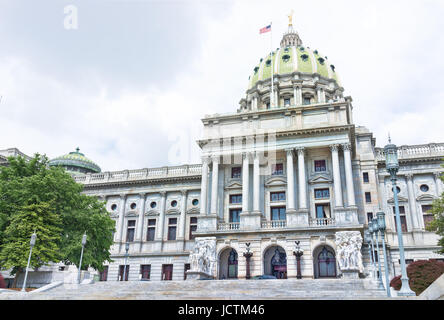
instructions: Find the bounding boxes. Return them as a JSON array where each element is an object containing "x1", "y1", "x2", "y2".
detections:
[{"x1": 270, "y1": 21, "x2": 274, "y2": 108}]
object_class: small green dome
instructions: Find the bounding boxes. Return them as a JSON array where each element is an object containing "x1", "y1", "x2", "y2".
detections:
[
  {"x1": 248, "y1": 45, "x2": 339, "y2": 90},
  {"x1": 49, "y1": 148, "x2": 101, "y2": 174}
]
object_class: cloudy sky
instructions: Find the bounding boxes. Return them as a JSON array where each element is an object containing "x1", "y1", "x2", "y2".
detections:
[{"x1": 1, "y1": 0, "x2": 443, "y2": 171}]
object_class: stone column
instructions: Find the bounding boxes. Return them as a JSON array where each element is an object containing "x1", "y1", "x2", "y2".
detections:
[
  {"x1": 116, "y1": 194, "x2": 127, "y2": 244},
  {"x1": 242, "y1": 153, "x2": 250, "y2": 214},
  {"x1": 286, "y1": 149, "x2": 296, "y2": 211},
  {"x1": 342, "y1": 143, "x2": 356, "y2": 207},
  {"x1": 330, "y1": 145, "x2": 344, "y2": 208},
  {"x1": 434, "y1": 172, "x2": 443, "y2": 196},
  {"x1": 178, "y1": 190, "x2": 188, "y2": 240},
  {"x1": 155, "y1": 191, "x2": 167, "y2": 241},
  {"x1": 297, "y1": 148, "x2": 307, "y2": 209},
  {"x1": 293, "y1": 86, "x2": 298, "y2": 106},
  {"x1": 406, "y1": 174, "x2": 420, "y2": 231},
  {"x1": 136, "y1": 193, "x2": 146, "y2": 250},
  {"x1": 253, "y1": 152, "x2": 260, "y2": 213},
  {"x1": 200, "y1": 157, "x2": 209, "y2": 215},
  {"x1": 297, "y1": 86, "x2": 302, "y2": 105},
  {"x1": 210, "y1": 156, "x2": 219, "y2": 215}
]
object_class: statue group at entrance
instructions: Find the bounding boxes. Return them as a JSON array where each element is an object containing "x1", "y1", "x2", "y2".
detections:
[
  {"x1": 187, "y1": 237, "x2": 217, "y2": 280},
  {"x1": 335, "y1": 231, "x2": 364, "y2": 278}
]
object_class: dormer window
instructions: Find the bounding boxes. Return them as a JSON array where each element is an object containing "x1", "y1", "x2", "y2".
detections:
[
  {"x1": 266, "y1": 59, "x2": 272, "y2": 67},
  {"x1": 301, "y1": 54, "x2": 309, "y2": 61},
  {"x1": 254, "y1": 66, "x2": 259, "y2": 74},
  {"x1": 318, "y1": 57, "x2": 325, "y2": 65},
  {"x1": 282, "y1": 54, "x2": 291, "y2": 62}
]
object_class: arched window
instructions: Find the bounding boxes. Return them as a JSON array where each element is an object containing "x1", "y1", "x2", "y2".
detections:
[{"x1": 317, "y1": 247, "x2": 336, "y2": 278}]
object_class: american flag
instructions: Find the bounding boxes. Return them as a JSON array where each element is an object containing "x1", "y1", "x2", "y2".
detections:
[{"x1": 259, "y1": 25, "x2": 271, "y2": 34}]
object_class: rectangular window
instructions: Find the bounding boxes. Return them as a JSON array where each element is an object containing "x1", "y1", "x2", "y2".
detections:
[
  {"x1": 314, "y1": 160, "x2": 326, "y2": 172},
  {"x1": 167, "y1": 218, "x2": 177, "y2": 241},
  {"x1": 422, "y1": 205, "x2": 434, "y2": 228},
  {"x1": 126, "y1": 220, "x2": 135, "y2": 242},
  {"x1": 140, "y1": 265, "x2": 151, "y2": 280},
  {"x1": 315, "y1": 204, "x2": 331, "y2": 218},
  {"x1": 367, "y1": 212, "x2": 373, "y2": 223},
  {"x1": 365, "y1": 192, "x2": 372, "y2": 203},
  {"x1": 231, "y1": 167, "x2": 241, "y2": 179},
  {"x1": 314, "y1": 188, "x2": 330, "y2": 199},
  {"x1": 266, "y1": 102, "x2": 271, "y2": 109},
  {"x1": 229, "y1": 194, "x2": 242, "y2": 204},
  {"x1": 393, "y1": 206, "x2": 407, "y2": 232},
  {"x1": 146, "y1": 219, "x2": 156, "y2": 241},
  {"x1": 284, "y1": 98, "x2": 291, "y2": 106},
  {"x1": 189, "y1": 217, "x2": 198, "y2": 240},
  {"x1": 184, "y1": 263, "x2": 191, "y2": 280},
  {"x1": 270, "y1": 191, "x2": 286, "y2": 202},
  {"x1": 363, "y1": 172, "x2": 369, "y2": 183},
  {"x1": 118, "y1": 265, "x2": 130, "y2": 281},
  {"x1": 229, "y1": 209, "x2": 241, "y2": 223},
  {"x1": 162, "y1": 264, "x2": 173, "y2": 281},
  {"x1": 303, "y1": 97, "x2": 311, "y2": 105},
  {"x1": 272, "y1": 163, "x2": 284, "y2": 175},
  {"x1": 271, "y1": 207, "x2": 286, "y2": 221},
  {"x1": 99, "y1": 266, "x2": 108, "y2": 281}
]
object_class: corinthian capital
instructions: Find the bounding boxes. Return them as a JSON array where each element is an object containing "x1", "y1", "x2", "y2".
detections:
[
  {"x1": 341, "y1": 143, "x2": 352, "y2": 151},
  {"x1": 330, "y1": 144, "x2": 339, "y2": 152},
  {"x1": 296, "y1": 147, "x2": 305, "y2": 156},
  {"x1": 405, "y1": 173, "x2": 414, "y2": 181}
]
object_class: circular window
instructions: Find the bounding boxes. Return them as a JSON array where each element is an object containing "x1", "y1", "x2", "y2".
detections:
[
  {"x1": 314, "y1": 49, "x2": 319, "y2": 55},
  {"x1": 266, "y1": 59, "x2": 272, "y2": 66},
  {"x1": 299, "y1": 46, "x2": 305, "y2": 51},
  {"x1": 111, "y1": 204, "x2": 117, "y2": 211},
  {"x1": 171, "y1": 200, "x2": 178, "y2": 207},
  {"x1": 318, "y1": 57, "x2": 325, "y2": 65},
  {"x1": 301, "y1": 54, "x2": 309, "y2": 61},
  {"x1": 282, "y1": 54, "x2": 290, "y2": 62},
  {"x1": 192, "y1": 199, "x2": 199, "y2": 206},
  {"x1": 254, "y1": 66, "x2": 259, "y2": 73},
  {"x1": 150, "y1": 201, "x2": 157, "y2": 209},
  {"x1": 420, "y1": 184, "x2": 429, "y2": 192},
  {"x1": 392, "y1": 186, "x2": 401, "y2": 194},
  {"x1": 130, "y1": 203, "x2": 136, "y2": 210}
]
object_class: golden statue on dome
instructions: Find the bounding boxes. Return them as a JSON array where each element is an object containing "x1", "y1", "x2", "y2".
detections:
[{"x1": 287, "y1": 10, "x2": 294, "y2": 27}]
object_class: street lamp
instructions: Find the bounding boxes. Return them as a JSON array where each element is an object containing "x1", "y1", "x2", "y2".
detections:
[
  {"x1": 293, "y1": 241, "x2": 304, "y2": 279},
  {"x1": 377, "y1": 211, "x2": 391, "y2": 297},
  {"x1": 243, "y1": 243, "x2": 253, "y2": 280},
  {"x1": 21, "y1": 231, "x2": 37, "y2": 292},
  {"x1": 363, "y1": 229, "x2": 375, "y2": 279},
  {"x1": 77, "y1": 232, "x2": 87, "y2": 284},
  {"x1": 384, "y1": 139, "x2": 415, "y2": 296},
  {"x1": 122, "y1": 242, "x2": 130, "y2": 281},
  {"x1": 370, "y1": 219, "x2": 384, "y2": 290}
]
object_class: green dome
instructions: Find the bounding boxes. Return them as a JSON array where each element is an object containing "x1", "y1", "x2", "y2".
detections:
[
  {"x1": 49, "y1": 148, "x2": 101, "y2": 174},
  {"x1": 248, "y1": 45, "x2": 339, "y2": 90}
]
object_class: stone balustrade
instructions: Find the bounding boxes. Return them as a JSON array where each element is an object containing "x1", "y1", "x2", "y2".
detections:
[
  {"x1": 375, "y1": 143, "x2": 444, "y2": 161},
  {"x1": 73, "y1": 164, "x2": 202, "y2": 184},
  {"x1": 217, "y1": 222, "x2": 240, "y2": 231},
  {"x1": 309, "y1": 218, "x2": 335, "y2": 226},
  {"x1": 261, "y1": 220, "x2": 287, "y2": 229}
]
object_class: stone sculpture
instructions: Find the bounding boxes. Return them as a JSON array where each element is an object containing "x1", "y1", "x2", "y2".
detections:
[
  {"x1": 188, "y1": 237, "x2": 217, "y2": 278},
  {"x1": 335, "y1": 231, "x2": 364, "y2": 273}
]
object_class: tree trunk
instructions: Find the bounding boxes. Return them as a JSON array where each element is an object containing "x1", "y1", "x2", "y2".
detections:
[{"x1": 12, "y1": 268, "x2": 22, "y2": 288}]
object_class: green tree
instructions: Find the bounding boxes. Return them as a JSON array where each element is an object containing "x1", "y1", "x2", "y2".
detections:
[
  {"x1": 427, "y1": 163, "x2": 444, "y2": 254},
  {"x1": 0, "y1": 154, "x2": 115, "y2": 286}
]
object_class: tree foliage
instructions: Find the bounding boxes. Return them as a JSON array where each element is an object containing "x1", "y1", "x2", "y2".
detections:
[
  {"x1": 390, "y1": 259, "x2": 444, "y2": 295},
  {"x1": 0, "y1": 154, "x2": 114, "y2": 277},
  {"x1": 427, "y1": 163, "x2": 444, "y2": 254}
]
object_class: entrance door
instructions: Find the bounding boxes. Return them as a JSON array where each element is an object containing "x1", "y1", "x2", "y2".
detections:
[
  {"x1": 317, "y1": 247, "x2": 336, "y2": 278},
  {"x1": 270, "y1": 248, "x2": 287, "y2": 279},
  {"x1": 162, "y1": 264, "x2": 173, "y2": 281},
  {"x1": 227, "y1": 249, "x2": 238, "y2": 279},
  {"x1": 100, "y1": 266, "x2": 108, "y2": 281},
  {"x1": 118, "y1": 265, "x2": 129, "y2": 281}
]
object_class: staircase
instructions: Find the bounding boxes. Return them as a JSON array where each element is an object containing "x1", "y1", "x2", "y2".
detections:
[{"x1": 0, "y1": 278, "x2": 402, "y2": 300}]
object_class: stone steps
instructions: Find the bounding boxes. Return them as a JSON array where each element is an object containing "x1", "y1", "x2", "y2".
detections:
[{"x1": 1, "y1": 279, "x2": 405, "y2": 300}]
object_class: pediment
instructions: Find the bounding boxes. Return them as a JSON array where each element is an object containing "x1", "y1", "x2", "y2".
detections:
[
  {"x1": 387, "y1": 195, "x2": 409, "y2": 203},
  {"x1": 308, "y1": 173, "x2": 332, "y2": 184},
  {"x1": 265, "y1": 176, "x2": 287, "y2": 187},
  {"x1": 110, "y1": 212, "x2": 118, "y2": 219},
  {"x1": 225, "y1": 181, "x2": 243, "y2": 190},
  {"x1": 166, "y1": 208, "x2": 180, "y2": 215},
  {"x1": 146, "y1": 209, "x2": 159, "y2": 216},
  {"x1": 186, "y1": 207, "x2": 200, "y2": 214},
  {"x1": 416, "y1": 194, "x2": 437, "y2": 201},
  {"x1": 125, "y1": 212, "x2": 138, "y2": 217}
]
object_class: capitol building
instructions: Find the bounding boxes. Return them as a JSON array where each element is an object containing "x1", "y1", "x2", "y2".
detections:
[{"x1": 2, "y1": 23, "x2": 443, "y2": 287}]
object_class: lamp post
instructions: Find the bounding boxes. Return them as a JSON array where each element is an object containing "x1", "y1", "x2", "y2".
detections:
[
  {"x1": 243, "y1": 243, "x2": 253, "y2": 279},
  {"x1": 77, "y1": 232, "x2": 87, "y2": 284},
  {"x1": 384, "y1": 139, "x2": 415, "y2": 296},
  {"x1": 21, "y1": 232, "x2": 37, "y2": 292},
  {"x1": 293, "y1": 241, "x2": 303, "y2": 279},
  {"x1": 371, "y1": 219, "x2": 384, "y2": 290},
  {"x1": 363, "y1": 230, "x2": 375, "y2": 279},
  {"x1": 122, "y1": 242, "x2": 130, "y2": 281},
  {"x1": 377, "y1": 211, "x2": 391, "y2": 297},
  {"x1": 367, "y1": 224, "x2": 377, "y2": 280}
]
